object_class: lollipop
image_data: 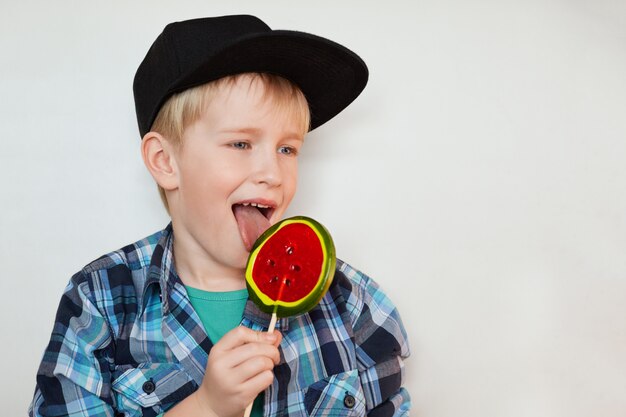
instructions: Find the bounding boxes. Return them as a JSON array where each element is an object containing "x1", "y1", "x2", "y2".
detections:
[
  {"x1": 245, "y1": 216, "x2": 336, "y2": 320},
  {"x1": 242, "y1": 216, "x2": 335, "y2": 416}
]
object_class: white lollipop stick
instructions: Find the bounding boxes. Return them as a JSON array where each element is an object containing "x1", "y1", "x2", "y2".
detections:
[{"x1": 267, "y1": 312, "x2": 277, "y2": 333}]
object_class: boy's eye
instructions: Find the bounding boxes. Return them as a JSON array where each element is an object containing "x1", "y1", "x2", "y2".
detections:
[
  {"x1": 278, "y1": 146, "x2": 298, "y2": 156},
  {"x1": 231, "y1": 141, "x2": 250, "y2": 150}
]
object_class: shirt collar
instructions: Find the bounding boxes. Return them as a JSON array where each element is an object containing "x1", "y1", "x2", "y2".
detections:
[{"x1": 144, "y1": 223, "x2": 177, "y2": 315}]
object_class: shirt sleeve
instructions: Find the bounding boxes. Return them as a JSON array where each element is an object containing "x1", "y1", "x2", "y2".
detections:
[
  {"x1": 341, "y1": 264, "x2": 411, "y2": 416},
  {"x1": 29, "y1": 271, "x2": 116, "y2": 417}
]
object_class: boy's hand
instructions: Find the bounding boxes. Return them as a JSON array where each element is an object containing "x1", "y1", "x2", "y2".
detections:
[{"x1": 195, "y1": 326, "x2": 282, "y2": 417}]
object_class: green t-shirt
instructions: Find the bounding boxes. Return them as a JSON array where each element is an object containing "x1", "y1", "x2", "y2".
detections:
[{"x1": 185, "y1": 286, "x2": 264, "y2": 417}]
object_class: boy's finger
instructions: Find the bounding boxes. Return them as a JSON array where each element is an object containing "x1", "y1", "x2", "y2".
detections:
[
  {"x1": 221, "y1": 342, "x2": 281, "y2": 369},
  {"x1": 239, "y1": 366, "x2": 276, "y2": 396},
  {"x1": 270, "y1": 330, "x2": 283, "y2": 347},
  {"x1": 216, "y1": 326, "x2": 277, "y2": 351},
  {"x1": 234, "y1": 355, "x2": 276, "y2": 382}
]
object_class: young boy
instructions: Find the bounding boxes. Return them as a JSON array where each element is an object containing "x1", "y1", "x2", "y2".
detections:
[{"x1": 30, "y1": 15, "x2": 410, "y2": 417}]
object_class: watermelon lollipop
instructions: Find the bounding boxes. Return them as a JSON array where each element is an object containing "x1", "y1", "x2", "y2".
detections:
[{"x1": 245, "y1": 216, "x2": 336, "y2": 319}]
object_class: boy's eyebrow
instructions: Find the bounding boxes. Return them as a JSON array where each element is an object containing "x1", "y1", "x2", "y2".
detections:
[
  {"x1": 219, "y1": 127, "x2": 262, "y2": 135},
  {"x1": 219, "y1": 127, "x2": 304, "y2": 141}
]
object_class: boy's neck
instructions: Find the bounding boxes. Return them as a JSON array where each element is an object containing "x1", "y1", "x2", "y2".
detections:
[{"x1": 171, "y1": 230, "x2": 247, "y2": 293}]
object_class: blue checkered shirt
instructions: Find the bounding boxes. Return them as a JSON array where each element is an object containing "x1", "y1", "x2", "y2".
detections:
[{"x1": 29, "y1": 224, "x2": 411, "y2": 416}]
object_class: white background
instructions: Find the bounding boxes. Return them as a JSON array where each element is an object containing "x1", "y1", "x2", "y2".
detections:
[{"x1": 2, "y1": 1, "x2": 626, "y2": 416}]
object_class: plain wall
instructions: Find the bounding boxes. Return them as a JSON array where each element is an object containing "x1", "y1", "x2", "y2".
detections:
[{"x1": 2, "y1": 1, "x2": 626, "y2": 416}]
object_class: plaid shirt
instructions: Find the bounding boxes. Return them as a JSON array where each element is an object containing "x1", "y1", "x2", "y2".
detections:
[{"x1": 30, "y1": 224, "x2": 411, "y2": 416}]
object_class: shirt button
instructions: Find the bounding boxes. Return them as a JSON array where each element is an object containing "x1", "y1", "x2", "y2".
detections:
[
  {"x1": 343, "y1": 393, "x2": 356, "y2": 409},
  {"x1": 142, "y1": 379, "x2": 156, "y2": 394}
]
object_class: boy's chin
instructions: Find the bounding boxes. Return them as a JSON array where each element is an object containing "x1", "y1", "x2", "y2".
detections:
[{"x1": 232, "y1": 244, "x2": 251, "y2": 269}]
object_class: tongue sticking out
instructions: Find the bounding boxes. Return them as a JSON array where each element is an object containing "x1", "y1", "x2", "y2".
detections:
[{"x1": 233, "y1": 205, "x2": 271, "y2": 252}]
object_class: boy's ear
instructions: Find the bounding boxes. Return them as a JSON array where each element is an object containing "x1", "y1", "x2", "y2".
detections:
[{"x1": 141, "y1": 132, "x2": 179, "y2": 191}]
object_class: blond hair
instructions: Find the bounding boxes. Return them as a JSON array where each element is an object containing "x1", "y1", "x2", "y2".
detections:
[{"x1": 149, "y1": 73, "x2": 310, "y2": 213}]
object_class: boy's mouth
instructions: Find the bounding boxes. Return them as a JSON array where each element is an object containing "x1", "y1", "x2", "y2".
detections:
[{"x1": 232, "y1": 201, "x2": 276, "y2": 252}]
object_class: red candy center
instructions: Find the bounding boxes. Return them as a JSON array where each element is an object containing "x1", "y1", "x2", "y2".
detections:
[{"x1": 252, "y1": 223, "x2": 323, "y2": 303}]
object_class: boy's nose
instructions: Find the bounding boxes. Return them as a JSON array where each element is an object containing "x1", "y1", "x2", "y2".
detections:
[{"x1": 252, "y1": 151, "x2": 282, "y2": 187}]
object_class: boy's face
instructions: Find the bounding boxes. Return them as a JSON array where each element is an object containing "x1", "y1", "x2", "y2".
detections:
[{"x1": 168, "y1": 76, "x2": 305, "y2": 276}]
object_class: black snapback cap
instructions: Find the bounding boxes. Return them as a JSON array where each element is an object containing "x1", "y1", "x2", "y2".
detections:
[{"x1": 133, "y1": 15, "x2": 369, "y2": 137}]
